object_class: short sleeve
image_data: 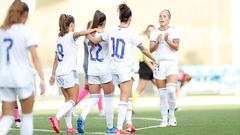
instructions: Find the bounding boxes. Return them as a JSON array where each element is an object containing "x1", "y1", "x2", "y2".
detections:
[
  {"x1": 101, "y1": 29, "x2": 110, "y2": 41},
  {"x1": 150, "y1": 31, "x2": 157, "y2": 42},
  {"x1": 24, "y1": 26, "x2": 39, "y2": 48},
  {"x1": 68, "y1": 32, "x2": 75, "y2": 43},
  {"x1": 130, "y1": 30, "x2": 142, "y2": 47}
]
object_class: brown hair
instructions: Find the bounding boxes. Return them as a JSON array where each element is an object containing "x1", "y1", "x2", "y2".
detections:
[
  {"x1": 58, "y1": 14, "x2": 75, "y2": 37},
  {"x1": 1, "y1": 0, "x2": 29, "y2": 29},
  {"x1": 161, "y1": 9, "x2": 171, "y2": 19},
  {"x1": 143, "y1": 24, "x2": 155, "y2": 35},
  {"x1": 86, "y1": 21, "x2": 92, "y2": 29},
  {"x1": 118, "y1": 3, "x2": 132, "y2": 22},
  {"x1": 91, "y1": 10, "x2": 106, "y2": 29}
]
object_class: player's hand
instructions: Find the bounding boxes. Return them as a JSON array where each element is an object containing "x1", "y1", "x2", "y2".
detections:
[
  {"x1": 153, "y1": 59, "x2": 160, "y2": 66},
  {"x1": 49, "y1": 75, "x2": 55, "y2": 86},
  {"x1": 157, "y1": 34, "x2": 162, "y2": 44},
  {"x1": 40, "y1": 79, "x2": 46, "y2": 95},
  {"x1": 164, "y1": 33, "x2": 169, "y2": 42}
]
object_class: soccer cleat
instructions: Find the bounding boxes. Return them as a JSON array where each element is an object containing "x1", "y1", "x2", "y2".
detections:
[
  {"x1": 67, "y1": 127, "x2": 77, "y2": 133},
  {"x1": 159, "y1": 120, "x2": 168, "y2": 128},
  {"x1": 77, "y1": 116, "x2": 85, "y2": 133},
  {"x1": 15, "y1": 119, "x2": 21, "y2": 128},
  {"x1": 168, "y1": 116, "x2": 177, "y2": 127},
  {"x1": 106, "y1": 126, "x2": 116, "y2": 133},
  {"x1": 49, "y1": 116, "x2": 60, "y2": 133},
  {"x1": 116, "y1": 128, "x2": 130, "y2": 134},
  {"x1": 126, "y1": 124, "x2": 137, "y2": 133}
]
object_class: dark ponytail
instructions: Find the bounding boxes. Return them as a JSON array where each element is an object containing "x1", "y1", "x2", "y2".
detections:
[
  {"x1": 118, "y1": 3, "x2": 132, "y2": 23},
  {"x1": 91, "y1": 10, "x2": 106, "y2": 29},
  {"x1": 58, "y1": 14, "x2": 75, "y2": 37}
]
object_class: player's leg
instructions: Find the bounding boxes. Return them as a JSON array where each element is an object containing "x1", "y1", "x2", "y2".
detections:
[
  {"x1": 98, "y1": 89, "x2": 104, "y2": 116},
  {"x1": 77, "y1": 80, "x2": 89, "y2": 103},
  {"x1": 101, "y1": 74, "x2": 115, "y2": 133},
  {"x1": 155, "y1": 79, "x2": 169, "y2": 127},
  {"x1": 166, "y1": 74, "x2": 178, "y2": 127},
  {"x1": 132, "y1": 79, "x2": 148, "y2": 109},
  {"x1": 77, "y1": 76, "x2": 101, "y2": 133},
  {"x1": 14, "y1": 101, "x2": 21, "y2": 128},
  {"x1": 0, "y1": 100, "x2": 15, "y2": 135},
  {"x1": 19, "y1": 93, "x2": 34, "y2": 135},
  {"x1": 116, "y1": 73, "x2": 133, "y2": 134}
]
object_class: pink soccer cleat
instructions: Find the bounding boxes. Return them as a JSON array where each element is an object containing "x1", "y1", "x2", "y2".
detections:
[
  {"x1": 126, "y1": 124, "x2": 137, "y2": 133},
  {"x1": 67, "y1": 127, "x2": 77, "y2": 133},
  {"x1": 116, "y1": 128, "x2": 130, "y2": 134},
  {"x1": 49, "y1": 116, "x2": 60, "y2": 133}
]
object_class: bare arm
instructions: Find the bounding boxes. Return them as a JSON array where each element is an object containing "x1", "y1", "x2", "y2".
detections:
[
  {"x1": 150, "y1": 34, "x2": 161, "y2": 53},
  {"x1": 164, "y1": 33, "x2": 180, "y2": 51},
  {"x1": 49, "y1": 52, "x2": 58, "y2": 86},
  {"x1": 73, "y1": 28, "x2": 97, "y2": 40},
  {"x1": 138, "y1": 44, "x2": 158, "y2": 64},
  {"x1": 29, "y1": 46, "x2": 46, "y2": 95},
  {"x1": 87, "y1": 34, "x2": 102, "y2": 44},
  {"x1": 143, "y1": 55, "x2": 154, "y2": 70}
]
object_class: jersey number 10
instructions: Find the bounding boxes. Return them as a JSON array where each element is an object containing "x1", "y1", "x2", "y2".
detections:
[{"x1": 111, "y1": 37, "x2": 125, "y2": 59}]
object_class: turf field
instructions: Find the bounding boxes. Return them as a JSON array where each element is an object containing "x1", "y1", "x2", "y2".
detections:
[{"x1": 8, "y1": 105, "x2": 240, "y2": 135}]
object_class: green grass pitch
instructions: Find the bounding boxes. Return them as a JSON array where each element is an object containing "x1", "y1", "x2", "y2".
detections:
[{"x1": 8, "y1": 105, "x2": 240, "y2": 135}]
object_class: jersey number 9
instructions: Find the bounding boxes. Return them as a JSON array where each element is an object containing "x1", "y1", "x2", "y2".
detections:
[{"x1": 57, "y1": 43, "x2": 64, "y2": 62}]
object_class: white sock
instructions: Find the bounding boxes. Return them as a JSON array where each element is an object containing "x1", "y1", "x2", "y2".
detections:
[
  {"x1": 167, "y1": 83, "x2": 177, "y2": 116},
  {"x1": 159, "y1": 88, "x2": 169, "y2": 121},
  {"x1": 104, "y1": 93, "x2": 114, "y2": 129},
  {"x1": 81, "y1": 94, "x2": 100, "y2": 120},
  {"x1": 56, "y1": 100, "x2": 75, "y2": 120},
  {"x1": 21, "y1": 113, "x2": 33, "y2": 135},
  {"x1": 0, "y1": 115, "x2": 14, "y2": 135},
  {"x1": 126, "y1": 98, "x2": 133, "y2": 125},
  {"x1": 117, "y1": 101, "x2": 128, "y2": 130},
  {"x1": 64, "y1": 109, "x2": 73, "y2": 129}
]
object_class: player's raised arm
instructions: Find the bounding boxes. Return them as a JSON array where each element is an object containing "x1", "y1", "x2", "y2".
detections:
[
  {"x1": 137, "y1": 44, "x2": 159, "y2": 65},
  {"x1": 87, "y1": 34, "x2": 102, "y2": 44},
  {"x1": 73, "y1": 28, "x2": 98, "y2": 40}
]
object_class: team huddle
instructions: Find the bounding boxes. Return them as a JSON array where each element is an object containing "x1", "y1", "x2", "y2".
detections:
[{"x1": 0, "y1": 0, "x2": 180, "y2": 135}]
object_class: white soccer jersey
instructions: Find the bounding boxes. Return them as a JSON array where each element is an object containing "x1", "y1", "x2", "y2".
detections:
[
  {"x1": 101, "y1": 26, "x2": 142, "y2": 74},
  {"x1": 55, "y1": 32, "x2": 78, "y2": 76},
  {"x1": 0, "y1": 24, "x2": 38, "y2": 87},
  {"x1": 150, "y1": 26, "x2": 180, "y2": 61},
  {"x1": 87, "y1": 32, "x2": 110, "y2": 75}
]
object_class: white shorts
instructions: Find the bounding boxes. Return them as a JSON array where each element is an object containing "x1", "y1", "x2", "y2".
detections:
[
  {"x1": 153, "y1": 60, "x2": 179, "y2": 80},
  {"x1": 56, "y1": 70, "x2": 79, "y2": 89},
  {"x1": 88, "y1": 74, "x2": 112, "y2": 84},
  {"x1": 112, "y1": 72, "x2": 134, "y2": 85},
  {"x1": 0, "y1": 83, "x2": 35, "y2": 102}
]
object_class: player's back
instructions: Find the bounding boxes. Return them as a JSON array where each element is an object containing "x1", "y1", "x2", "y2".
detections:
[
  {"x1": 105, "y1": 26, "x2": 141, "y2": 74},
  {"x1": 55, "y1": 32, "x2": 78, "y2": 76},
  {"x1": 87, "y1": 32, "x2": 110, "y2": 75},
  {"x1": 0, "y1": 24, "x2": 37, "y2": 87}
]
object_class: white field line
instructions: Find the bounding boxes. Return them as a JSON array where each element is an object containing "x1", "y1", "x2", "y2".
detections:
[{"x1": 10, "y1": 116, "x2": 162, "y2": 134}]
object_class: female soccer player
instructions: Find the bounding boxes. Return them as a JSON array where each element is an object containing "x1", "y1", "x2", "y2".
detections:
[
  {"x1": 77, "y1": 21, "x2": 104, "y2": 117},
  {"x1": 150, "y1": 9, "x2": 180, "y2": 127},
  {"x1": 48, "y1": 14, "x2": 98, "y2": 133},
  {"x1": 132, "y1": 25, "x2": 156, "y2": 111},
  {"x1": 0, "y1": 1, "x2": 46, "y2": 135},
  {"x1": 77, "y1": 10, "x2": 116, "y2": 134},
  {"x1": 88, "y1": 3, "x2": 158, "y2": 134}
]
